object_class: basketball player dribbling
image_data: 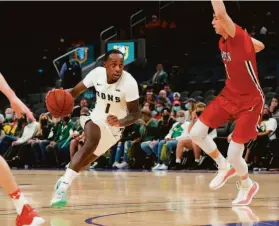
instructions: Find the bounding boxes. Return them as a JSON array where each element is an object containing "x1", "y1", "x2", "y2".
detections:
[
  {"x1": 190, "y1": 0, "x2": 265, "y2": 205},
  {"x1": 50, "y1": 49, "x2": 140, "y2": 207},
  {"x1": 0, "y1": 73, "x2": 45, "y2": 225}
]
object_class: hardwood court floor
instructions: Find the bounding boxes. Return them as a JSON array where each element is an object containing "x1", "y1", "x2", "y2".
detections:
[{"x1": 0, "y1": 170, "x2": 279, "y2": 226}]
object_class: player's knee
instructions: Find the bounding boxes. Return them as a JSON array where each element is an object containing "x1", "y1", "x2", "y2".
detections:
[
  {"x1": 227, "y1": 140, "x2": 245, "y2": 164},
  {"x1": 189, "y1": 120, "x2": 209, "y2": 142}
]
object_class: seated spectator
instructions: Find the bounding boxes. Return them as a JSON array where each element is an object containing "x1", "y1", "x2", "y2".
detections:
[
  {"x1": 112, "y1": 122, "x2": 141, "y2": 169},
  {"x1": 171, "y1": 100, "x2": 182, "y2": 121},
  {"x1": 163, "y1": 84, "x2": 173, "y2": 102},
  {"x1": 4, "y1": 115, "x2": 39, "y2": 167},
  {"x1": 173, "y1": 92, "x2": 181, "y2": 102},
  {"x1": 172, "y1": 102, "x2": 217, "y2": 170},
  {"x1": 0, "y1": 113, "x2": 25, "y2": 156},
  {"x1": 142, "y1": 101, "x2": 155, "y2": 112},
  {"x1": 29, "y1": 113, "x2": 53, "y2": 166},
  {"x1": 2, "y1": 107, "x2": 17, "y2": 136},
  {"x1": 45, "y1": 115, "x2": 74, "y2": 167},
  {"x1": 139, "y1": 108, "x2": 159, "y2": 167},
  {"x1": 142, "y1": 91, "x2": 156, "y2": 107},
  {"x1": 156, "y1": 90, "x2": 171, "y2": 108},
  {"x1": 151, "y1": 110, "x2": 188, "y2": 170},
  {"x1": 269, "y1": 97, "x2": 279, "y2": 117},
  {"x1": 152, "y1": 102, "x2": 164, "y2": 120},
  {"x1": 183, "y1": 98, "x2": 196, "y2": 121},
  {"x1": 243, "y1": 107, "x2": 277, "y2": 169},
  {"x1": 72, "y1": 97, "x2": 89, "y2": 117}
]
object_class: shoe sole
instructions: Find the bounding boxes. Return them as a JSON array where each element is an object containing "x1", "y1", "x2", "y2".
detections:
[
  {"x1": 22, "y1": 217, "x2": 45, "y2": 226},
  {"x1": 210, "y1": 168, "x2": 237, "y2": 190},
  {"x1": 232, "y1": 182, "x2": 259, "y2": 206}
]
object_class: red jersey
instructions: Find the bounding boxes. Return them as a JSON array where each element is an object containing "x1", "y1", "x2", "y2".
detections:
[{"x1": 219, "y1": 24, "x2": 262, "y2": 96}]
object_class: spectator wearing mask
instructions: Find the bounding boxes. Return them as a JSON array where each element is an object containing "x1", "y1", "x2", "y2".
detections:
[
  {"x1": 171, "y1": 100, "x2": 182, "y2": 121},
  {"x1": 243, "y1": 107, "x2": 277, "y2": 169},
  {"x1": 152, "y1": 110, "x2": 188, "y2": 170},
  {"x1": 3, "y1": 108, "x2": 17, "y2": 136},
  {"x1": 152, "y1": 102, "x2": 164, "y2": 120},
  {"x1": 269, "y1": 97, "x2": 279, "y2": 117},
  {"x1": 72, "y1": 98, "x2": 89, "y2": 118}
]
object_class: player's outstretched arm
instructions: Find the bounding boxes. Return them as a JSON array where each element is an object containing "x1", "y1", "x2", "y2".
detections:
[
  {"x1": 211, "y1": 0, "x2": 236, "y2": 38},
  {"x1": 251, "y1": 37, "x2": 265, "y2": 53},
  {"x1": 0, "y1": 73, "x2": 35, "y2": 121}
]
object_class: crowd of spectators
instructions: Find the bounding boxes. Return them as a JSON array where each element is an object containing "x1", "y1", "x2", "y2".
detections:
[{"x1": 0, "y1": 66, "x2": 278, "y2": 171}]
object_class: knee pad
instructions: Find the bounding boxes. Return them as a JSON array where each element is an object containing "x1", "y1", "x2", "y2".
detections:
[{"x1": 189, "y1": 119, "x2": 209, "y2": 142}]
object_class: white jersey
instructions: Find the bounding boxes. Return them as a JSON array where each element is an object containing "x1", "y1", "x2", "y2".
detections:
[{"x1": 82, "y1": 67, "x2": 139, "y2": 128}]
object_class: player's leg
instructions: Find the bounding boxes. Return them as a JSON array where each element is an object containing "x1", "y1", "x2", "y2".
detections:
[
  {"x1": 51, "y1": 120, "x2": 118, "y2": 208},
  {"x1": 0, "y1": 156, "x2": 45, "y2": 225},
  {"x1": 189, "y1": 96, "x2": 236, "y2": 190},
  {"x1": 228, "y1": 112, "x2": 260, "y2": 206}
]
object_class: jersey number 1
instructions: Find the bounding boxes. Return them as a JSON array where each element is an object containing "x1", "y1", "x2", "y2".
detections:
[{"x1": 105, "y1": 104, "x2": 111, "y2": 113}]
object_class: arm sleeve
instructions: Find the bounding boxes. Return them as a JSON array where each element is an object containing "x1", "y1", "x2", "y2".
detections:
[
  {"x1": 125, "y1": 77, "x2": 140, "y2": 102},
  {"x1": 82, "y1": 67, "x2": 100, "y2": 88}
]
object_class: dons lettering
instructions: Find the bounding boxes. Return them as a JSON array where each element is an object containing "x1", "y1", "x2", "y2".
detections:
[{"x1": 96, "y1": 91, "x2": 120, "y2": 103}]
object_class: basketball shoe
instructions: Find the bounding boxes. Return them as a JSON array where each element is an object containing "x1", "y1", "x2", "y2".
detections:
[
  {"x1": 16, "y1": 204, "x2": 45, "y2": 226},
  {"x1": 232, "y1": 181, "x2": 259, "y2": 206},
  {"x1": 209, "y1": 162, "x2": 237, "y2": 190},
  {"x1": 50, "y1": 176, "x2": 68, "y2": 208}
]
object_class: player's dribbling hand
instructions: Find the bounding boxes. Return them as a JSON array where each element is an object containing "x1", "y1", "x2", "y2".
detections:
[{"x1": 106, "y1": 115, "x2": 121, "y2": 127}]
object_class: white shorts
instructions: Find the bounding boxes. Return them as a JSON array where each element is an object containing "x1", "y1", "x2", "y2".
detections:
[{"x1": 82, "y1": 113, "x2": 122, "y2": 157}]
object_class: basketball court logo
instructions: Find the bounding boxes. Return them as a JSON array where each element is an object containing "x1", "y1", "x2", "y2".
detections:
[{"x1": 112, "y1": 45, "x2": 129, "y2": 60}]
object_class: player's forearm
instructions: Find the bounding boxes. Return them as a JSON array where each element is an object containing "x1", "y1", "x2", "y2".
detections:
[
  {"x1": 0, "y1": 73, "x2": 17, "y2": 101},
  {"x1": 118, "y1": 112, "x2": 140, "y2": 127},
  {"x1": 211, "y1": 0, "x2": 227, "y2": 17}
]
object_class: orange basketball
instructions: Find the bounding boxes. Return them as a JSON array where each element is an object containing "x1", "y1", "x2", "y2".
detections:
[{"x1": 45, "y1": 89, "x2": 74, "y2": 118}]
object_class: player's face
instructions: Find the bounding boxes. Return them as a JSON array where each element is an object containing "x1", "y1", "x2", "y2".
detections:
[
  {"x1": 104, "y1": 53, "x2": 124, "y2": 83},
  {"x1": 212, "y1": 15, "x2": 226, "y2": 35}
]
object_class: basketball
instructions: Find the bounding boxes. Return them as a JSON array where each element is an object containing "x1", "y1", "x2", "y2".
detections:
[{"x1": 45, "y1": 89, "x2": 74, "y2": 118}]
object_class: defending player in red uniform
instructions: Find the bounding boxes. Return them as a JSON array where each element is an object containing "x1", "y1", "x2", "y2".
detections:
[
  {"x1": 0, "y1": 73, "x2": 45, "y2": 225},
  {"x1": 190, "y1": 0, "x2": 265, "y2": 206}
]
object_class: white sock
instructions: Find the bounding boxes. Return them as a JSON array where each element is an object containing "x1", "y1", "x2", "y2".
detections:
[
  {"x1": 195, "y1": 158, "x2": 200, "y2": 163},
  {"x1": 227, "y1": 140, "x2": 248, "y2": 176},
  {"x1": 59, "y1": 168, "x2": 79, "y2": 192},
  {"x1": 176, "y1": 158, "x2": 181, "y2": 164},
  {"x1": 214, "y1": 153, "x2": 227, "y2": 169},
  {"x1": 9, "y1": 189, "x2": 28, "y2": 215},
  {"x1": 241, "y1": 177, "x2": 253, "y2": 187}
]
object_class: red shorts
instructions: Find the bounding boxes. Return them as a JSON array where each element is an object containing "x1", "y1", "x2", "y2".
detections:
[{"x1": 200, "y1": 87, "x2": 264, "y2": 144}]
